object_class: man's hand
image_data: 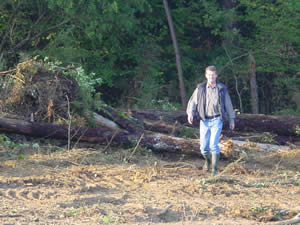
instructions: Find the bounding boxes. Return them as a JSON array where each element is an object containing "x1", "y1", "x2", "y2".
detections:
[
  {"x1": 229, "y1": 123, "x2": 235, "y2": 130},
  {"x1": 188, "y1": 115, "x2": 193, "y2": 125}
]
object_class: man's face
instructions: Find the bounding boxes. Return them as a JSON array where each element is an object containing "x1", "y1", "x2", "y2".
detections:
[{"x1": 205, "y1": 70, "x2": 218, "y2": 84}]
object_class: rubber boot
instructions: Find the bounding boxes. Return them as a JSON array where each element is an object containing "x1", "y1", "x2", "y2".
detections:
[
  {"x1": 202, "y1": 154, "x2": 211, "y2": 172},
  {"x1": 211, "y1": 153, "x2": 220, "y2": 176}
]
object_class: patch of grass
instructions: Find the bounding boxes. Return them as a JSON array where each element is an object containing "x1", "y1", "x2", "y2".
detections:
[
  {"x1": 67, "y1": 208, "x2": 81, "y2": 216},
  {"x1": 294, "y1": 180, "x2": 300, "y2": 185},
  {"x1": 259, "y1": 132, "x2": 277, "y2": 144},
  {"x1": 272, "y1": 179, "x2": 282, "y2": 185},
  {"x1": 17, "y1": 154, "x2": 25, "y2": 160},
  {"x1": 251, "y1": 204, "x2": 266, "y2": 214},
  {"x1": 296, "y1": 125, "x2": 300, "y2": 135},
  {"x1": 252, "y1": 182, "x2": 267, "y2": 188},
  {"x1": 101, "y1": 215, "x2": 114, "y2": 223}
]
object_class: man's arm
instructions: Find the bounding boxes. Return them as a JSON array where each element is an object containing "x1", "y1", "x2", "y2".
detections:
[
  {"x1": 225, "y1": 91, "x2": 235, "y2": 130},
  {"x1": 186, "y1": 88, "x2": 198, "y2": 124}
]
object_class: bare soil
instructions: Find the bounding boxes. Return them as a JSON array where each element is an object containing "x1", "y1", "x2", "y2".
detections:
[{"x1": 0, "y1": 139, "x2": 299, "y2": 225}]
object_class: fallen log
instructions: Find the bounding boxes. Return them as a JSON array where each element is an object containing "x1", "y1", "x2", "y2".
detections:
[
  {"x1": 266, "y1": 213, "x2": 300, "y2": 225},
  {"x1": 96, "y1": 105, "x2": 145, "y2": 134},
  {"x1": 232, "y1": 140, "x2": 289, "y2": 152},
  {"x1": 94, "y1": 107, "x2": 299, "y2": 145},
  {"x1": 128, "y1": 110, "x2": 300, "y2": 139},
  {"x1": 90, "y1": 112, "x2": 121, "y2": 131},
  {"x1": 0, "y1": 116, "x2": 131, "y2": 146},
  {"x1": 0, "y1": 116, "x2": 200, "y2": 155},
  {"x1": 98, "y1": 107, "x2": 190, "y2": 136},
  {"x1": 96, "y1": 107, "x2": 199, "y2": 140},
  {"x1": 234, "y1": 114, "x2": 299, "y2": 137},
  {"x1": 1, "y1": 116, "x2": 291, "y2": 159},
  {"x1": 128, "y1": 109, "x2": 187, "y2": 124}
]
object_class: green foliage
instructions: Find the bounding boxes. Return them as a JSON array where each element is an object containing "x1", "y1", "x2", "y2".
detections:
[
  {"x1": 215, "y1": 0, "x2": 300, "y2": 113},
  {"x1": 43, "y1": 57, "x2": 103, "y2": 93},
  {"x1": 0, "y1": 0, "x2": 298, "y2": 114},
  {"x1": 101, "y1": 216, "x2": 114, "y2": 223},
  {"x1": 150, "y1": 97, "x2": 180, "y2": 110},
  {"x1": 273, "y1": 107, "x2": 300, "y2": 117},
  {"x1": 296, "y1": 126, "x2": 300, "y2": 135},
  {"x1": 0, "y1": 134, "x2": 14, "y2": 150},
  {"x1": 66, "y1": 208, "x2": 81, "y2": 216},
  {"x1": 235, "y1": 0, "x2": 299, "y2": 71},
  {"x1": 0, "y1": 134, "x2": 36, "y2": 158},
  {"x1": 41, "y1": 56, "x2": 103, "y2": 118},
  {"x1": 17, "y1": 154, "x2": 25, "y2": 160},
  {"x1": 43, "y1": 0, "x2": 150, "y2": 84},
  {"x1": 251, "y1": 204, "x2": 266, "y2": 213},
  {"x1": 259, "y1": 132, "x2": 276, "y2": 144},
  {"x1": 32, "y1": 143, "x2": 40, "y2": 149}
]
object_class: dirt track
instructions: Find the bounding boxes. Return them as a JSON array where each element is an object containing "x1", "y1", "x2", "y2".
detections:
[{"x1": 0, "y1": 142, "x2": 299, "y2": 225}]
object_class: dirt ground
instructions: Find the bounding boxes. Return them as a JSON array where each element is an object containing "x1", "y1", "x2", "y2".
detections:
[{"x1": 0, "y1": 138, "x2": 299, "y2": 225}]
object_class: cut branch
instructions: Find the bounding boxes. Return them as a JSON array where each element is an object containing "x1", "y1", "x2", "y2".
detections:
[
  {"x1": 0, "y1": 69, "x2": 16, "y2": 74},
  {"x1": 0, "y1": 69, "x2": 25, "y2": 83}
]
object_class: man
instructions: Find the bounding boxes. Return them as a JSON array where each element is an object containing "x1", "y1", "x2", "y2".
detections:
[{"x1": 186, "y1": 66, "x2": 235, "y2": 176}]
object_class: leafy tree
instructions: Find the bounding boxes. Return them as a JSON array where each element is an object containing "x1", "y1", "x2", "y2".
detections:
[
  {"x1": 0, "y1": 0, "x2": 298, "y2": 115},
  {"x1": 215, "y1": 0, "x2": 299, "y2": 114},
  {"x1": 0, "y1": 0, "x2": 69, "y2": 66}
]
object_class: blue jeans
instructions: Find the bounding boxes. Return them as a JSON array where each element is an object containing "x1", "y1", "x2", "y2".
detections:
[{"x1": 200, "y1": 117, "x2": 223, "y2": 155}]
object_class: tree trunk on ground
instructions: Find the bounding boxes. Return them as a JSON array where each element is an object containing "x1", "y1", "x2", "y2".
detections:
[
  {"x1": 128, "y1": 110, "x2": 300, "y2": 138},
  {"x1": 249, "y1": 53, "x2": 259, "y2": 114},
  {"x1": 3, "y1": 116, "x2": 261, "y2": 159},
  {"x1": 128, "y1": 109, "x2": 187, "y2": 124},
  {"x1": 96, "y1": 106, "x2": 299, "y2": 145},
  {"x1": 95, "y1": 104, "x2": 145, "y2": 134},
  {"x1": 0, "y1": 111, "x2": 297, "y2": 156},
  {"x1": 163, "y1": 0, "x2": 187, "y2": 109},
  {"x1": 0, "y1": 116, "x2": 131, "y2": 145},
  {"x1": 90, "y1": 112, "x2": 121, "y2": 130},
  {"x1": 0, "y1": 116, "x2": 202, "y2": 155}
]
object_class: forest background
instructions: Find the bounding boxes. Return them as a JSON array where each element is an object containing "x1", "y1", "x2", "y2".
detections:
[{"x1": 0, "y1": 0, "x2": 299, "y2": 116}]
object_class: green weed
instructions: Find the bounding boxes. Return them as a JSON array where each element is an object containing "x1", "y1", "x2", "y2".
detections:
[
  {"x1": 67, "y1": 208, "x2": 81, "y2": 216},
  {"x1": 101, "y1": 215, "x2": 114, "y2": 223}
]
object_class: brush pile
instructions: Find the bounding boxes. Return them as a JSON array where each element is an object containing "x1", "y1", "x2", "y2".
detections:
[{"x1": 1, "y1": 60, "x2": 78, "y2": 122}]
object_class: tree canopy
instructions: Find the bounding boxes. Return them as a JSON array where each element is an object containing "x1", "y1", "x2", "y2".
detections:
[{"x1": 0, "y1": 0, "x2": 299, "y2": 115}]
